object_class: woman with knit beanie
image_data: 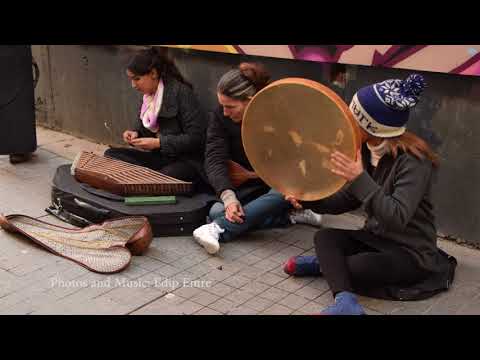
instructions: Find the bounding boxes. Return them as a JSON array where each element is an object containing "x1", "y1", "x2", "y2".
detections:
[{"x1": 284, "y1": 74, "x2": 454, "y2": 315}]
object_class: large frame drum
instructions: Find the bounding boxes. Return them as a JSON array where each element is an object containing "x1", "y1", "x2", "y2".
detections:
[{"x1": 242, "y1": 78, "x2": 360, "y2": 201}]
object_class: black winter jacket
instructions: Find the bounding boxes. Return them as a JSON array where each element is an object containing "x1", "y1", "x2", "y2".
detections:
[{"x1": 204, "y1": 107, "x2": 268, "y2": 200}]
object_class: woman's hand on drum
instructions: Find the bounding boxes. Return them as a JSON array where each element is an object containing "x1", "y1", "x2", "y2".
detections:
[
  {"x1": 130, "y1": 137, "x2": 160, "y2": 150},
  {"x1": 330, "y1": 149, "x2": 363, "y2": 182},
  {"x1": 225, "y1": 202, "x2": 245, "y2": 224},
  {"x1": 123, "y1": 130, "x2": 138, "y2": 144},
  {"x1": 285, "y1": 195, "x2": 303, "y2": 210}
]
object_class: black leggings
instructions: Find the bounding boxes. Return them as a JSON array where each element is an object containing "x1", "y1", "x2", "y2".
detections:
[
  {"x1": 104, "y1": 147, "x2": 198, "y2": 183},
  {"x1": 314, "y1": 228, "x2": 429, "y2": 296}
]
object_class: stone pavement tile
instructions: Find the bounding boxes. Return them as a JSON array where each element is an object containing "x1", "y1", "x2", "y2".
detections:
[
  {"x1": 451, "y1": 258, "x2": 480, "y2": 284},
  {"x1": 154, "y1": 264, "x2": 183, "y2": 278},
  {"x1": 130, "y1": 295, "x2": 199, "y2": 315},
  {"x1": 190, "y1": 290, "x2": 221, "y2": 307},
  {"x1": 312, "y1": 292, "x2": 335, "y2": 307},
  {"x1": 254, "y1": 258, "x2": 283, "y2": 272},
  {"x1": 240, "y1": 281, "x2": 270, "y2": 296},
  {"x1": 260, "y1": 304, "x2": 293, "y2": 315},
  {"x1": 40, "y1": 136, "x2": 108, "y2": 161},
  {"x1": 195, "y1": 307, "x2": 223, "y2": 315},
  {"x1": 222, "y1": 274, "x2": 251, "y2": 289},
  {"x1": 134, "y1": 255, "x2": 167, "y2": 272},
  {"x1": 225, "y1": 289, "x2": 257, "y2": 306},
  {"x1": 268, "y1": 225, "x2": 298, "y2": 238},
  {"x1": 172, "y1": 285, "x2": 204, "y2": 299},
  {"x1": 120, "y1": 265, "x2": 151, "y2": 280},
  {"x1": 353, "y1": 296, "x2": 400, "y2": 314},
  {"x1": 294, "y1": 284, "x2": 325, "y2": 301},
  {"x1": 0, "y1": 268, "x2": 23, "y2": 296},
  {"x1": 205, "y1": 282, "x2": 236, "y2": 298},
  {"x1": 257, "y1": 272, "x2": 285, "y2": 286},
  {"x1": 227, "y1": 306, "x2": 260, "y2": 315},
  {"x1": 36, "y1": 126, "x2": 76, "y2": 146},
  {"x1": 250, "y1": 246, "x2": 281, "y2": 260},
  {"x1": 277, "y1": 226, "x2": 317, "y2": 245},
  {"x1": 4, "y1": 260, "x2": 77, "y2": 295},
  {"x1": 0, "y1": 292, "x2": 59, "y2": 315},
  {"x1": 421, "y1": 281, "x2": 480, "y2": 315},
  {"x1": 186, "y1": 263, "x2": 214, "y2": 278},
  {"x1": 457, "y1": 300, "x2": 480, "y2": 315},
  {"x1": 292, "y1": 237, "x2": 315, "y2": 251},
  {"x1": 217, "y1": 248, "x2": 246, "y2": 263},
  {"x1": 267, "y1": 265, "x2": 291, "y2": 280},
  {"x1": 0, "y1": 284, "x2": 50, "y2": 312},
  {"x1": 234, "y1": 253, "x2": 264, "y2": 266},
  {"x1": 278, "y1": 293, "x2": 310, "y2": 310},
  {"x1": 217, "y1": 260, "x2": 248, "y2": 275},
  {"x1": 221, "y1": 242, "x2": 253, "y2": 256},
  {"x1": 60, "y1": 282, "x2": 118, "y2": 303},
  {"x1": 165, "y1": 271, "x2": 200, "y2": 292},
  {"x1": 305, "y1": 278, "x2": 329, "y2": 292},
  {"x1": 298, "y1": 301, "x2": 326, "y2": 315},
  {"x1": 275, "y1": 277, "x2": 313, "y2": 293},
  {"x1": 95, "y1": 283, "x2": 165, "y2": 311},
  {"x1": 168, "y1": 256, "x2": 201, "y2": 272},
  {"x1": 144, "y1": 248, "x2": 184, "y2": 265},
  {"x1": 363, "y1": 307, "x2": 384, "y2": 315},
  {"x1": 208, "y1": 298, "x2": 237, "y2": 314},
  {"x1": 270, "y1": 246, "x2": 306, "y2": 262},
  {"x1": 242, "y1": 297, "x2": 274, "y2": 312},
  {"x1": 7, "y1": 256, "x2": 57, "y2": 277},
  {"x1": 183, "y1": 248, "x2": 212, "y2": 262},
  {"x1": 205, "y1": 268, "x2": 235, "y2": 282},
  {"x1": 235, "y1": 266, "x2": 267, "y2": 280},
  {"x1": 258, "y1": 287, "x2": 290, "y2": 303},
  {"x1": 257, "y1": 240, "x2": 291, "y2": 254},
  {"x1": 31, "y1": 296, "x2": 132, "y2": 315},
  {"x1": 203, "y1": 257, "x2": 226, "y2": 269}
]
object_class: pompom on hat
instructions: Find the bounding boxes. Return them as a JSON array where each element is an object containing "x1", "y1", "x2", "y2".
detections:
[{"x1": 349, "y1": 74, "x2": 426, "y2": 138}]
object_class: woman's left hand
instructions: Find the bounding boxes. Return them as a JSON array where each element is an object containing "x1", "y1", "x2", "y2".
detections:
[
  {"x1": 330, "y1": 149, "x2": 364, "y2": 182},
  {"x1": 130, "y1": 137, "x2": 160, "y2": 150}
]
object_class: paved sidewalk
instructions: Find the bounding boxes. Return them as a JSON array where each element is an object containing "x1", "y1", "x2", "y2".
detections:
[{"x1": 0, "y1": 126, "x2": 479, "y2": 315}]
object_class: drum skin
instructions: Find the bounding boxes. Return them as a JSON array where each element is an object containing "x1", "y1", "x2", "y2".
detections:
[{"x1": 242, "y1": 78, "x2": 360, "y2": 201}]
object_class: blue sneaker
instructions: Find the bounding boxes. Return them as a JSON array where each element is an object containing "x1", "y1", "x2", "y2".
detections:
[
  {"x1": 283, "y1": 256, "x2": 322, "y2": 277},
  {"x1": 320, "y1": 291, "x2": 366, "y2": 315}
]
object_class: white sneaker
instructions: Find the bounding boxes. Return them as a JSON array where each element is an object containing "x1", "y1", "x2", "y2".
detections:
[
  {"x1": 289, "y1": 209, "x2": 323, "y2": 227},
  {"x1": 193, "y1": 222, "x2": 225, "y2": 255}
]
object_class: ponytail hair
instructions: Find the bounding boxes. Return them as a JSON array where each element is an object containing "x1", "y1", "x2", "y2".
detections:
[{"x1": 217, "y1": 62, "x2": 270, "y2": 100}]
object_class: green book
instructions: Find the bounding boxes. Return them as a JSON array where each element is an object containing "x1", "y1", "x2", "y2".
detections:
[{"x1": 124, "y1": 196, "x2": 177, "y2": 206}]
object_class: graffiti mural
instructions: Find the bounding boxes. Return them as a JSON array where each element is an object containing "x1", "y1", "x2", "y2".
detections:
[{"x1": 164, "y1": 45, "x2": 480, "y2": 77}]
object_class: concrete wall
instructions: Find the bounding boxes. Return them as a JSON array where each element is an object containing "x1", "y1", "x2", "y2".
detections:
[{"x1": 31, "y1": 45, "x2": 480, "y2": 245}]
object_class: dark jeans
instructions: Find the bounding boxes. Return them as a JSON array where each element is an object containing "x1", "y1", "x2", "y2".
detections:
[
  {"x1": 104, "y1": 147, "x2": 198, "y2": 183},
  {"x1": 314, "y1": 228, "x2": 429, "y2": 297},
  {"x1": 213, "y1": 189, "x2": 292, "y2": 242}
]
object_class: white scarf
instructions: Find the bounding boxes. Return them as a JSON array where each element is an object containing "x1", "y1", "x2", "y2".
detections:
[
  {"x1": 366, "y1": 140, "x2": 388, "y2": 167},
  {"x1": 140, "y1": 79, "x2": 164, "y2": 133}
]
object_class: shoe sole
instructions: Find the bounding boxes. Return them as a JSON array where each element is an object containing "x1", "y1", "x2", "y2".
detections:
[{"x1": 193, "y1": 232, "x2": 220, "y2": 255}]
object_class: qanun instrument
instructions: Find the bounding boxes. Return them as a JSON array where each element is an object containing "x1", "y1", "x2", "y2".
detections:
[{"x1": 71, "y1": 151, "x2": 193, "y2": 196}]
